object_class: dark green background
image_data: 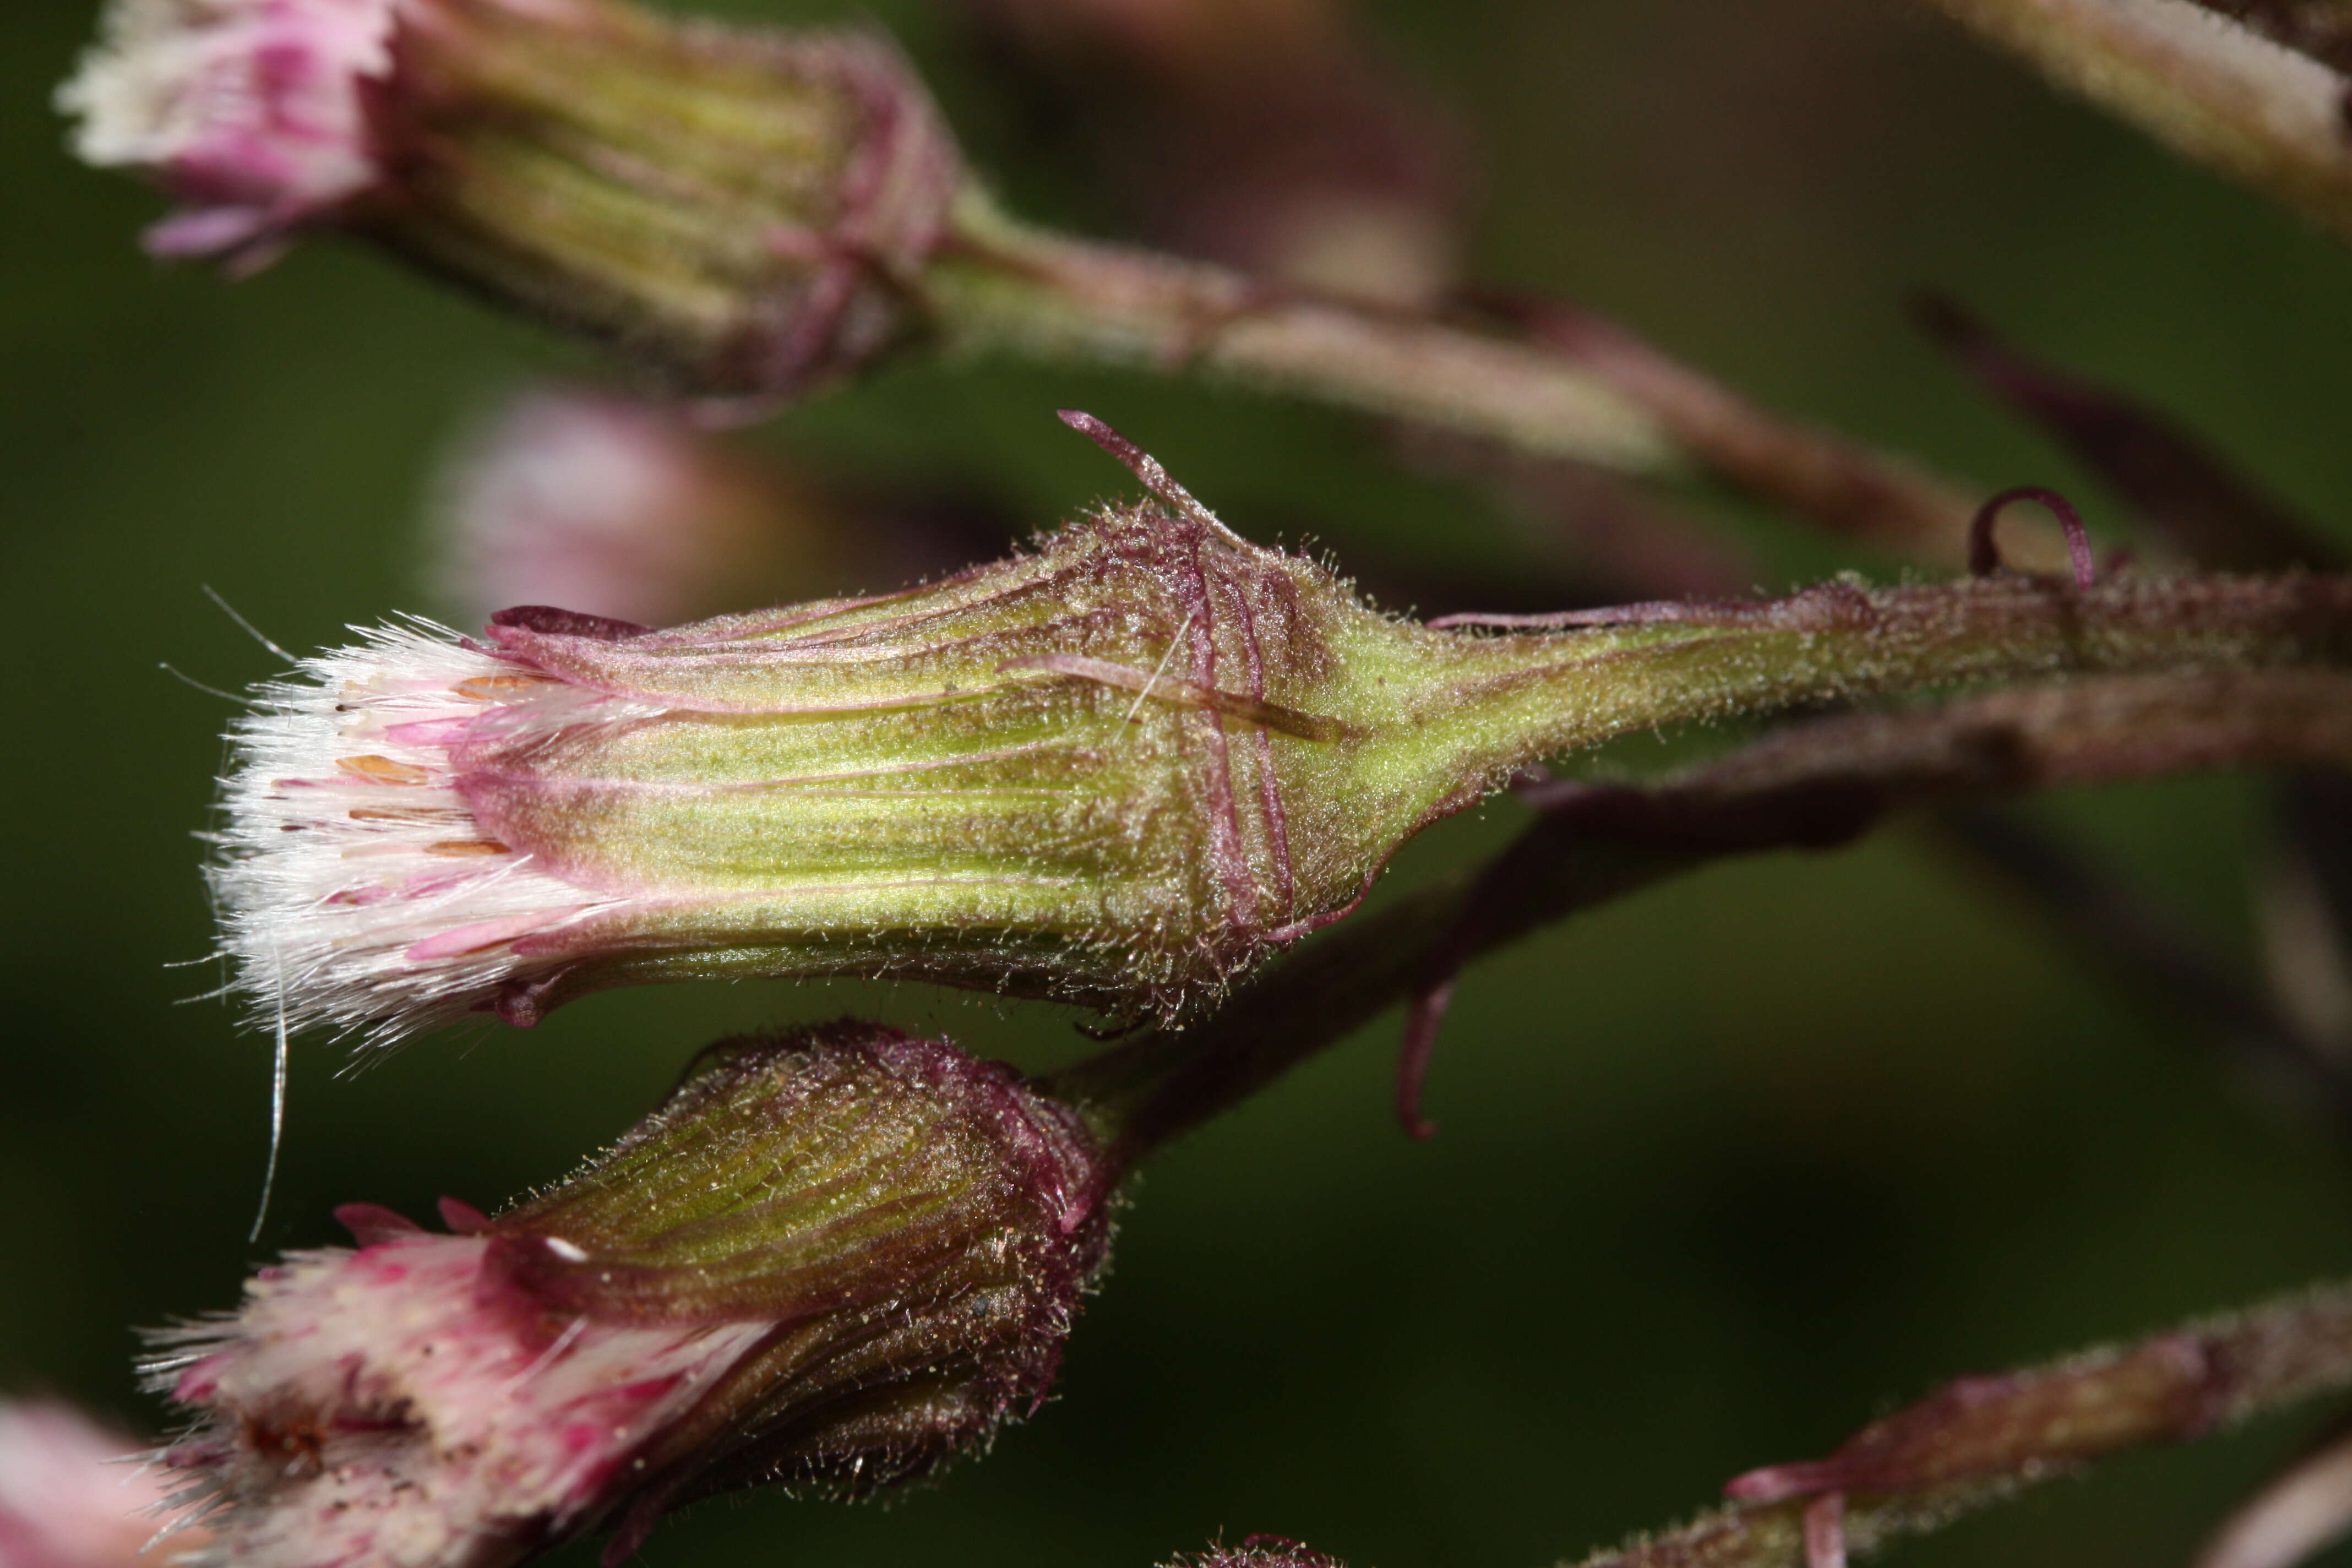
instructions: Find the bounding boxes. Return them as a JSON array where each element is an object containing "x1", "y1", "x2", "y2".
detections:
[{"x1": 8, "y1": 2, "x2": 2352, "y2": 1565}]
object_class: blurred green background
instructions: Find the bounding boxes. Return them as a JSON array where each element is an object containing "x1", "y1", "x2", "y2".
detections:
[{"x1": 8, "y1": 2, "x2": 2352, "y2": 1565}]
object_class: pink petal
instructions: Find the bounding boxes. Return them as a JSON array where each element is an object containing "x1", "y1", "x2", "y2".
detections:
[{"x1": 405, "y1": 907, "x2": 585, "y2": 961}]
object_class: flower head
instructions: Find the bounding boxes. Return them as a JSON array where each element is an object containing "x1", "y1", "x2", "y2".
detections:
[
  {"x1": 148, "y1": 1022, "x2": 1110, "y2": 1568},
  {"x1": 221, "y1": 413, "x2": 2317, "y2": 1046},
  {"x1": 63, "y1": 0, "x2": 962, "y2": 395},
  {"x1": 58, "y1": 0, "x2": 399, "y2": 260},
  {"x1": 214, "y1": 417, "x2": 1559, "y2": 1041}
]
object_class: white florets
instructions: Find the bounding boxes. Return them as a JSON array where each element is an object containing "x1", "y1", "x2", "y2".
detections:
[
  {"x1": 148, "y1": 1233, "x2": 770, "y2": 1568},
  {"x1": 58, "y1": 0, "x2": 401, "y2": 257},
  {"x1": 211, "y1": 620, "x2": 628, "y2": 1044}
]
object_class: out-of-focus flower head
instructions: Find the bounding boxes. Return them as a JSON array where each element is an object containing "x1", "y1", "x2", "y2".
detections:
[
  {"x1": 146, "y1": 1022, "x2": 1112, "y2": 1568},
  {"x1": 61, "y1": 0, "x2": 963, "y2": 399},
  {"x1": 429, "y1": 385, "x2": 827, "y2": 630},
  {"x1": 0, "y1": 1398, "x2": 205, "y2": 1568},
  {"x1": 426, "y1": 380, "x2": 1022, "y2": 629},
  {"x1": 58, "y1": 0, "x2": 399, "y2": 262}
]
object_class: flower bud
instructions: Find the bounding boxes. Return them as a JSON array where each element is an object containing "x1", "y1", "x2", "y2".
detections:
[
  {"x1": 215, "y1": 416, "x2": 2352, "y2": 1043},
  {"x1": 146, "y1": 1022, "x2": 1110, "y2": 1568},
  {"x1": 215, "y1": 418, "x2": 1547, "y2": 1039},
  {"x1": 61, "y1": 0, "x2": 961, "y2": 398},
  {"x1": 0, "y1": 1399, "x2": 207, "y2": 1568}
]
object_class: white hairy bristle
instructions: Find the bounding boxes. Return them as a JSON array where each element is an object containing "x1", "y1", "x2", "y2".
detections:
[{"x1": 210, "y1": 620, "x2": 627, "y2": 1044}]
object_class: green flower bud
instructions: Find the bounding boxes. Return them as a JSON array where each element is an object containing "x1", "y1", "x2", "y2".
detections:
[{"x1": 149, "y1": 1023, "x2": 1110, "y2": 1567}]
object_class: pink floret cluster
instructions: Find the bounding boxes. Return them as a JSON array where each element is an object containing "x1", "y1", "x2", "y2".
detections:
[
  {"x1": 145, "y1": 1209, "x2": 770, "y2": 1568},
  {"x1": 59, "y1": 0, "x2": 402, "y2": 259}
]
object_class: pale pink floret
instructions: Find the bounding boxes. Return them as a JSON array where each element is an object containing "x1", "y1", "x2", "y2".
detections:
[
  {"x1": 58, "y1": 0, "x2": 401, "y2": 259},
  {"x1": 210, "y1": 621, "x2": 634, "y2": 1042},
  {"x1": 0, "y1": 1400, "x2": 203, "y2": 1568},
  {"x1": 146, "y1": 1222, "x2": 770, "y2": 1568}
]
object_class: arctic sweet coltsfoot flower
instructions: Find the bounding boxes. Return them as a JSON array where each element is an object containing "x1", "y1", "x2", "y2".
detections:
[
  {"x1": 211, "y1": 416, "x2": 2352, "y2": 1043},
  {"x1": 216, "y1": 416, "x2": 1404, "y2": 1041},
  {"x1": 62, "y1": 0, "x2": 959, "y2": 396},
  {"x1": 145, "y1": 1022, "x2": 1110, "y2": 1568}
]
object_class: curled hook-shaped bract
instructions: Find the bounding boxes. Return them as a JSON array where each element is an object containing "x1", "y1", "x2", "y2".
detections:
[{"x1": 1970, "y1": 485, "x2": 2098, "y2": 590}]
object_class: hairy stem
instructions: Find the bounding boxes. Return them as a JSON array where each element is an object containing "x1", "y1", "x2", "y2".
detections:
[
  {"x1": 926, "y1": 191, "x2": 1980, "y2": 560},
  {"x1": 924, "y1": 194, "x2": 1679, "y2": 472},
  {"x1": 1912, "y1": 0, "x2": 2352, "y2": 244},
  {"x1": 1496, "y1": 300, "x2": 1989, "y2": 566},
  {"x1": 1049, "y1": 668, "x2": 2352, "y2": 1169},
  {"x1": 930, "y1": 195, "x2": 2006, "y2": 559},
  {"x1": 929, "y1": 203, "x2": 2006, "y2": 561},
  {"x1": 1411, "y1": 570, "x2": 2352, "y2": 798},
  {"x1": 1583, "y1": 1278, "x2": 2352, "y2": 1567}
]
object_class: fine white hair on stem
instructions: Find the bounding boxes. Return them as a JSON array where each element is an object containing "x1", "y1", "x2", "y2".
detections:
[{"x1": 209, "y1": 619, "x2": 629, "y2": 1045}]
